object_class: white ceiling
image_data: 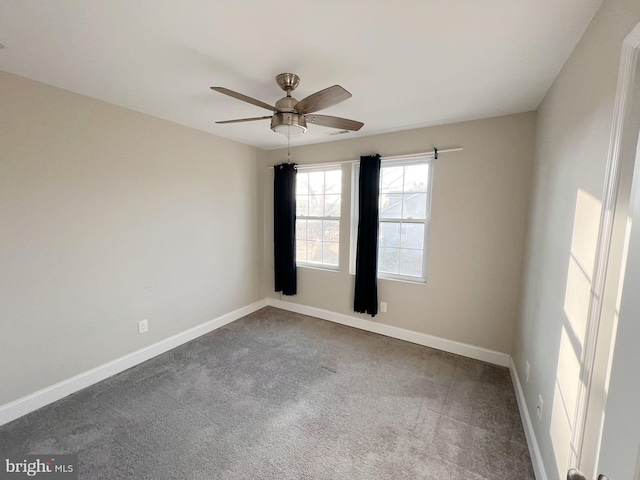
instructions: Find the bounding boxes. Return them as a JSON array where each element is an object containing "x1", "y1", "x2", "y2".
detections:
[{"x1": 0, "y1": 1, "x2": 602, "y2": 150}]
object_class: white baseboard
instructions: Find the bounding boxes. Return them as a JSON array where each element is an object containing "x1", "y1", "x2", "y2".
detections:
[
  {"x1": 510, "y1": 357, "x2": 548, "y2": 480},
  {"x1": 266, "y1": 298, "x2": 511, "y2": 367},
  {"x1": 0, "y1": 299, "x2": 268, "y2": 427}
]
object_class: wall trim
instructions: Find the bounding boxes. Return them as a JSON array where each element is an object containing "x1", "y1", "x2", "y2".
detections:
[
  {"x1": 0, "y1": 299, "x2": 268, "y2": 427},
  {"x1": 510, "y1": 357, "x2": 548, "y2": 480},
  {"x1": 267, "y1": 298, "x2": 511, "y2": 367}
]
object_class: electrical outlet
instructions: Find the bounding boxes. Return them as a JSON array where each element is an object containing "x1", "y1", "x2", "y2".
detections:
[
  {"x1": 537, "y1": 395, "x2": 544, "y2": 421},
  {"x1": 138, "y1": 319, "x2": 149, "y2": 334},
  {"x1": 526, "y1": 361, "x2": 530, "y2": 382},
  {"x1": 380, "y1": 302, "x2": 387, "y2": 313}
]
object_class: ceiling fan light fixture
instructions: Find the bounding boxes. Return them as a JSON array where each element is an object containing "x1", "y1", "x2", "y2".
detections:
[{"x1": 271, "y1": 112, "x2": 307, "y2": 136}]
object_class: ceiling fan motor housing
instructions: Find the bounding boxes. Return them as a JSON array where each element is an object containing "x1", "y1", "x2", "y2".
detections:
[
  {"x1": 275, "y1": 96, "x2": 298, "y2": 112},
  {"x1": 271, "y1": 112, "x2": 307, "y2": 134},
  {"x1": 271, "y1": 93, "x2": 308, "y2": 134}
]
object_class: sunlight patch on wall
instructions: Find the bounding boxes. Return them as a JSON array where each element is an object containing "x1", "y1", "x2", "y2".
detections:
[
  {"x1": 569, "y1": 189, "x2": 602, "y2": 278},
  {"x1": 563, "y1": 257, "x2": 592, "y2": 351},
  {"x1": 556, "y1": 324, "x2": 582, "y2": 430},
  {"x1": 551, "y1": 377, "x2": 577, "y2": 480},
  {"x1": 562, "y1": 189, "x2": 602, "y2": 350},
  {"x1": 552, "y1": 188, "x2": 602, "y2": 475}
]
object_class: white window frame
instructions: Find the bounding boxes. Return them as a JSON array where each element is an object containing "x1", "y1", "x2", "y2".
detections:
[
  {"x1": 295, "y1": 164, "x2": 342, "y2": 271},
  {"x1": 349, "y1": 155, "x2": 433, "y2": 283}
]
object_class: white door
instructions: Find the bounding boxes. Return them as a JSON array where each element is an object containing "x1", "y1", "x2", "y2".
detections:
[{"x1": 596, "y1": 135, "x2": 640, "y2": 480}]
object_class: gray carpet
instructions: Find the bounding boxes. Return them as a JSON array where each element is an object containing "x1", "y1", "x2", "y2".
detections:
[{"x1": 0, "y1": 307, "x2": 535, "y2": 479}]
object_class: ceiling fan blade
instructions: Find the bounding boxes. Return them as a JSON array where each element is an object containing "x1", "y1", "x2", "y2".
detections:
[
  {"x1": 306, "y1": 114, "x2": 364, "y2": 131},
  {"x1": 294, "y1": 85, "x2": 352, "y2": 114},
  {"x1": 216, "y1": 116, "x2": 272, "y2": 124},
  {"x1": 210, "y1": 87, "x2": 276, "y2": 112}
]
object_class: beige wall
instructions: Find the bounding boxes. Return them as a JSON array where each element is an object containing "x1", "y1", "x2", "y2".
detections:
[
  {"x1": 260, "y1": 112, "x2": 535, "y2": 355},
  {"x1": 0, "y1": 71, "x2": 262, "y2": 405},
  {"x1": 513, "y1": 0, "x2": 640, "y2": 478}
]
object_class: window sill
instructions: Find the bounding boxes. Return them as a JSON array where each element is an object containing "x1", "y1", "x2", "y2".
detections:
[
  {"x1": 378, "y1": 275, "x2": 427, "y2": 285},
  {"x1": 348, "y1": 271, "x2": 427, "y2": 285},
  {"x1": 296, "y1": 264, "x2": 340, "y2": 273}
]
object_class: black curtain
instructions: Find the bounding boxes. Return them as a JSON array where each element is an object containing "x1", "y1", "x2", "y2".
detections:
[
  {"x1": 274, "y1": 163, "x2": 297, "y2": 296},
  {"x1": 354, "y1": 154, "x2": 381, "y2": 316}
]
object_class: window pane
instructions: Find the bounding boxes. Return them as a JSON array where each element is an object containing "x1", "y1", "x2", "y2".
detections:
[
  {"x1": 323, "y1": 242, "x2": 339, "y2": 266},
  {"x1": 381, "y1": 166, "x2": 403, "y2": 192},
  {"x1": 323, "y1": 220, "x2": 340, "y2": 242},
  {"x1": 379, "y1": 222, "x2": 400, "y2": 247},
  {"x1": 307, "y1": 220, "x2": 322, "y2": 241},
  {"x1": 308, "y1": 193, "x2": 324, "y2": 216},
  {"x1": 325, "y1": 170, "x2": 341, "y2": 194},
  {"x1": 379, "y1": 247, "x2": 400, "y2": 274},
  {"x1": 308, "y1": 171, "x2": 324, "y2": 194},
  {"x1": 404, "y1": 164, "x2": 429, "y2": 192},
  {"x1": 296, "y1": 219, "x2": 307, "y2": 240},
  {"x1": 307, "y1": 241, "x2": 323, "y2": 263},
  {"x1": 325, "y1": 194, "x2": 341, "y2": 217},
  {"x1": 401, "y1": 223, "x2": 424, "y2": 249},
  {"x1": 403, "y1": 193, "x2": 427, "y2": 219},
  {"x1": 399, "y1": 249, "x2": 423, "y2": 277},
  {"x1": 296, "y1": 240, "x2": 307, "y2": 263},
  {"x1": 296, "y1": 167, "x2": 342, "y2": 270},
  {"x1": 350, "y1": 158, "x2": 430, "y2": 280},
  {"x1": 296, "y1": 195, "x2": 309, "y2": 216},
  {"x1": 380, "y1": 193, "x2": 403, "y2": 218},
  {"x1": 296, "y1": 172, "x2": 309, "y2": 195}
]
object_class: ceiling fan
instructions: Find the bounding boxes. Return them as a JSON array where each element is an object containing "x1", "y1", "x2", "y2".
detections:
[{"x1": 210, "y1": 73, "x2": 364, "y2": 136}]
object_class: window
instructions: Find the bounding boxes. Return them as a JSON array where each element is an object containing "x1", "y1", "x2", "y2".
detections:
[
  {"x1": 296, "y1": 166, "x2": 342, "y2": 270},
  {"x1": 350, "y1": 156, "x2": 432, "y2": 282}
]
